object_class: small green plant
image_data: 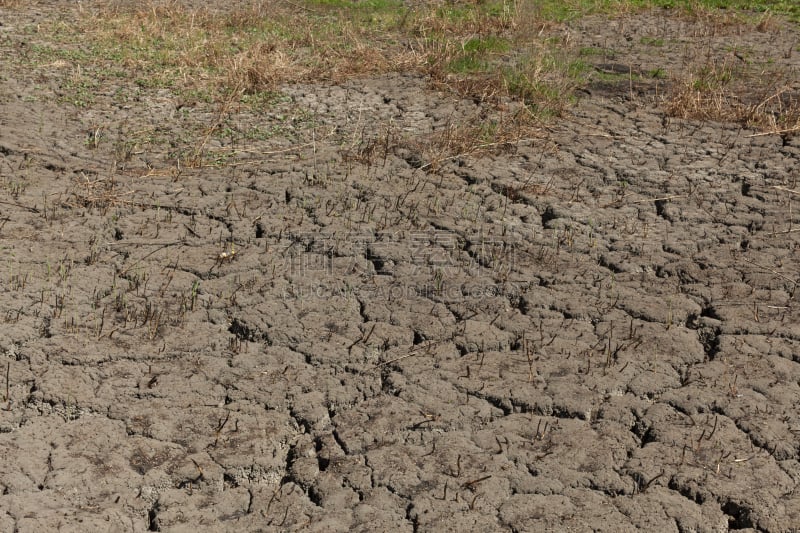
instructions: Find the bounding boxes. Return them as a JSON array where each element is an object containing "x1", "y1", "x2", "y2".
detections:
[
  {"x1": 448, "y1": 54, "x2": 489, "y2": 74},
  {"x1": 59, "y1": 74, "x2": 99, "y2": 108},
  {"x1": 58, "y1": 259, "x2": 72, "y2": 283},
  {"x1": 578, "y1": 46, "x2": 616, "y2": 57},
  {"x1": 190, "y1": 280, "x2": 200, "y2": 311},
  {"x1": 640, "y1": 36, "x2": 664, "y2": 46}
]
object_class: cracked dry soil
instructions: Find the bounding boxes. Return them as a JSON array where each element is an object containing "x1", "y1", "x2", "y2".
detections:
[{"x1": 2, "y1": 3, "x2": 800, "y2": 532}]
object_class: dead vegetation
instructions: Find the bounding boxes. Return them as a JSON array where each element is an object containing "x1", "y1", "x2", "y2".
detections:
[
  {"x1": 72, "y1": 1, "x2": 530, "y2": 100},
  {"x1": 5, "y1": 0, "x2": 800, "y2": 170},
  {"x1": 664, "y1": 52, "x2": 800, "y2": 132}
]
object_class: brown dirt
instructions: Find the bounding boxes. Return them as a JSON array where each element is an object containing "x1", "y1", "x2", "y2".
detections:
[{"x1": 1, "y1": 2, "x2": 800, "y2": 532}]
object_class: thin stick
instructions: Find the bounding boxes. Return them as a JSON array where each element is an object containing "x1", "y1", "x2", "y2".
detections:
[
  {"x1": 741, "y1": 256, "x2": 798, "y2": 286},
  {"x1": 747, "y1": 125, "x2": 800, "y2": 137},
  {"x1": 461, "y1": 475, "x2": 492, "y2": 489},
  {"x1": 0, "y1": 200, "x2": 39, "y2": 213},
  {"x1": 375, "y1": 351, "x2": 420, "y2": 367},
  {"x1": 375, "y1": 341, "x2": 439, "y2": 367},
  {"x1": 772, "y1": 186, "x2": 800, "y2": 197},
  {"x1": 118, "y1": 242, "x2": 184, "y2": 276},
  {"x1": 105, "y1": 240, "x2": 184, "y2": 247},
  {"x1": 626, "y1": 194, "x2": 686, "y2": 204}
]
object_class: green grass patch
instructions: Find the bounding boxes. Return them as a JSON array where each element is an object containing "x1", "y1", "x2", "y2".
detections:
[
  {"x1": 639, "y1": 36, "x2": 664, "y2": 46},
  {"x1": 59, "y1": 78, "x2": 98, "y2": 108},
  {"x1": 578, "y1": 46, "x2": 616, "y2": 57},
  {"x1": 449, "y1": 55, "x2": 489, "y2": 74},
  {"x1": 448, "y1": 36, "x2": 510, "y2": 73},
  {"x1": 463, "y1": 36, "x2": 510, "y2": 54}
]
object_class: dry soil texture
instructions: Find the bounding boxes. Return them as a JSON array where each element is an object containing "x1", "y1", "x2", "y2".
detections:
[{"x1": 1, "y1": 3, "x2": 800, "y2": 533}]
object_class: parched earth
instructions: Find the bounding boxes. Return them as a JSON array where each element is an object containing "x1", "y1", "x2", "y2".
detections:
[{"x1": 1, "y1": 3, "x2": 800, "y2": 532}]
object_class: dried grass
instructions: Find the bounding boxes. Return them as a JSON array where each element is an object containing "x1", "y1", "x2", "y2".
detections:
[
  {"x1": 66, "y1": 0, "x2": 582, "y2": 116},
  {"x1": 665, "y1": 59, "x2": 800, "y2": 131}
]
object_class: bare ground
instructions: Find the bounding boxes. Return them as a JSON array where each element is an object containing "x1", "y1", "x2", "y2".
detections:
[{"x1": 1, "y1": 2, "x2": 800, "y2": 532}]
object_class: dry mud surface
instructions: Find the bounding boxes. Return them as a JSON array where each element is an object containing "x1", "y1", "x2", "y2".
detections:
[{"x1": 1, "y1": 3, "x2": 800, "y2": 532}]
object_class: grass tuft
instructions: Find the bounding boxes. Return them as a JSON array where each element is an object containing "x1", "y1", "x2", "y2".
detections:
[{"x1": 665, "y1": 54, "x2": 800, "y2": 130}]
